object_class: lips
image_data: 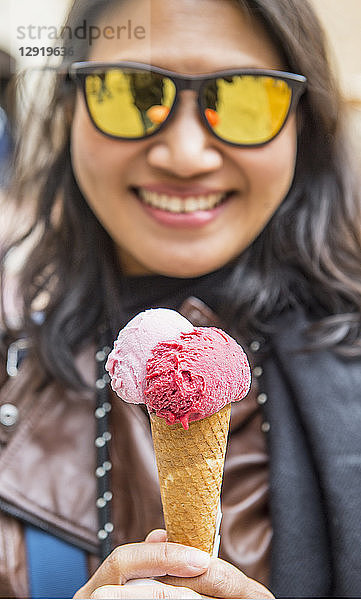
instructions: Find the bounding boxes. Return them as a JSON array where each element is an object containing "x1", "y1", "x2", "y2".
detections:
[{"x1": 131, "y1": 186, "x2": 235, "y2": 229}]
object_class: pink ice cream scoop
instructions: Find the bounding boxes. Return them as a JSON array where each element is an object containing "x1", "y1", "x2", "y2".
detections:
[
  {"x1": 105, "y1": 308, "x2": 193, "y2": 404},
  {"x1": 145, "y1": 327, "x2": 251, "y2": 429}
]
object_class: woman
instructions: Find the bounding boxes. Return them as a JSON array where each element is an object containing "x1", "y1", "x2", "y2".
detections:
[{"x1": 1, "y1": 0, "x2": 360, "y2": 597}]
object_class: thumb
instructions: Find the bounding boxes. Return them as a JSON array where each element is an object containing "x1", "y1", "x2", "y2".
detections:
[{"x1": 144, "y1": 529, "x2": 168, "y2": 543}]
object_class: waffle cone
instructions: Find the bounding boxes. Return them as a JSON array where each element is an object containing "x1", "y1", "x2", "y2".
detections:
[{"x1": 150, "y1": 404, "x2": 231, "y2": 554}]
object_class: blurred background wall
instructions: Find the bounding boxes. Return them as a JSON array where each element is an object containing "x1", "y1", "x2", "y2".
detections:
[{"x1": 310, "y1": 0, "x2": 361, "y2": 102}]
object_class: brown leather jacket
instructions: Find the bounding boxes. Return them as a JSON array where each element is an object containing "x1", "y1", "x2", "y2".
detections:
[{"x1": 0, "y1": 299, "x2": 270, "y2": 597}]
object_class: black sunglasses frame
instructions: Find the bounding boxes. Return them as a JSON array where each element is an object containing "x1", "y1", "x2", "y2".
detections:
[{"x1": 69, "y1": 61, "x2": 307, "y2": 148}]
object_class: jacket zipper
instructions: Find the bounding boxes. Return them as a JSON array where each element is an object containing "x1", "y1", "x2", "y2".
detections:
[{"x1": 0, "y1": 498, "x2": 99, "y2": 555}]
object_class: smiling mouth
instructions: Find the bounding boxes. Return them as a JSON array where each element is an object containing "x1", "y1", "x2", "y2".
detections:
[{"x1": 133, "y1": 187, "x2": 233, "y2": 213}]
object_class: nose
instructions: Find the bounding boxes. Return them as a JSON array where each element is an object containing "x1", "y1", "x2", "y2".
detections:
[{"x1": 146, "y1": 91, "x2": 223, "y2": 178}]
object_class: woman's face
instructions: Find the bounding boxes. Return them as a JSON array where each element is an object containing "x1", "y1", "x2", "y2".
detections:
[{"x1": 71, "y1": 0, "x2": 297, "y2": 277}]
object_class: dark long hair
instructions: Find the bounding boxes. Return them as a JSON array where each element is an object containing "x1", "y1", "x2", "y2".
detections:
[{"x1": 1, "y1": 0, "x2": 361, "y2": 388}]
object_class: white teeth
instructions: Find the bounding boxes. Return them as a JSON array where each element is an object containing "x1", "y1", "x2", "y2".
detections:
[
  {"x1": 159, "y1": 194, "x2": 168, "y2": 209},
  {"x1": 137, "y1": 189, "x2": 226, "y2": 213},
  {"x1": 184, "y1": 197, "x2": 198, "y2": 212}
]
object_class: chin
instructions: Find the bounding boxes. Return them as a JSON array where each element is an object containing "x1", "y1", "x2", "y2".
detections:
[{"x1": 143, "y1": 256, "x2": 231, "y2": 279}]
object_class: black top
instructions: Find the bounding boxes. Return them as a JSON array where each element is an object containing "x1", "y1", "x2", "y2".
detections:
[{"x1": 118, "y1": 261, "x2": 237, "y2": 322}]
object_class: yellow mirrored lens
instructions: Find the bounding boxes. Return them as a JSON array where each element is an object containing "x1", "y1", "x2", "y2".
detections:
[
  {"x1": 205, "y1": 75, "x2": 292, "y2": 144},
  {"x1": 85, "y1": 69, "x2": 176, "y2": 138}
]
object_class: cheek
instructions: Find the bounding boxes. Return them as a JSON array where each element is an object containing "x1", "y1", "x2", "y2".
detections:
[
  {"x1": 70, "y1": 96, "x2": 138, "y2": 201},
  {"x1": 71, "y1": 99, "x2": 115, "y2": 189},
  {"x1": 236, "y1": 118, "x2": 297, "y2": 209}
]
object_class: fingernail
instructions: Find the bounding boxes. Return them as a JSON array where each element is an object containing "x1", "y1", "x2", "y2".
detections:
[{"x1": 186, "y1": 548, "x2": 210, "y2": 569}]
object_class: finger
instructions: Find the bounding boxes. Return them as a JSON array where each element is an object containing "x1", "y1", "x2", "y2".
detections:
[
  {"x1": 73, "y1": 542, "x2": 210, "y2": 598},
  {"x1": 144, "y1": 529, "x2": 168, "y2": 543},
  {"x1": 157, "y1": 557, "x2": 274, "y2": 599},
  {"x1": 90, "y1": 583, "x2": 202, "y2": 599}
]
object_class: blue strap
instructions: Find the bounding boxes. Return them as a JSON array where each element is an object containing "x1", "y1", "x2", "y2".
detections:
[{"x1": 25, "y1": 525, "x2": 88, "y2": 598}]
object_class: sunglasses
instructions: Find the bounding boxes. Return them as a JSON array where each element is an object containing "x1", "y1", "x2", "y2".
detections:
[{"x1": 69, "y1": 61, "x2": 307, "y2": 147}]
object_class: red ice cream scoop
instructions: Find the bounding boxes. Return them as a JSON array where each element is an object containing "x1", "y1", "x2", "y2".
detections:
[{"x1": 145, "y1": 327, "x2": 251, "y2": 429}]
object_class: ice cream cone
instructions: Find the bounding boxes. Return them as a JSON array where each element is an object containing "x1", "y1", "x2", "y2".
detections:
[{"x1": 150, "y1": 403, "x2": 231, "y2": 554}]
